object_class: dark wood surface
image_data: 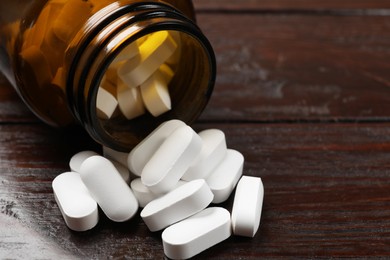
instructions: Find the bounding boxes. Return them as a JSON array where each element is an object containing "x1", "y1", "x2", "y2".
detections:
[{"x1": 1, "y1": 0, "x2": 390, "y2": 259}]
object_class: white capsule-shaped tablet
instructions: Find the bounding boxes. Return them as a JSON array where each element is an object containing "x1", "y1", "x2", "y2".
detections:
[
  {"x1": 111, "y1": 160, "x2": 131, "y2": 184},
  {"x1": 118, "y1": 31, "x2": 177, "y2": 88},
  {"x1": 52, "y1": 172, "x2": 99, "y2": 232},
  {"x1": 80, "y1": 156, "x2": 138, "y2": 222},
  {"x1": 112, "y1": 42, "x2": 139, "y2": 63},
  {"x1": 131, "y1": 178, "x2": 186, "y2": 208},
  {"x1": 96, "y1": 87, "x2": 118, "y2": 120},
  {"x1": 104, "y1": 62, "x2": 122, "y2": 85},
  {"x1": 162, "y1": 207, "x2": 231, "y2": 260},
  {"x1": 141, "y1": 125, "x2": 202, "y2": 194},
  {"x1": 130, "y1": 178, "x2": 157, "y2": 208},
  {"x1": 69, "y1": 150, "x2": 99, "y2": 173},
  {"x1": 140, "y1": 71, "x2": 171, "y2": 117},
  {"x1": 231, "y1": 176, "x2": 264, "y2": 237},
  {"x1": 182, "y1": 129, "x2": 227, "y2": 181},
  {"x1": 159, "y1": 63, "x2": 174, "y2": 84},
  {"x1": 103, "y1": 146, "x2": 129, "y2": 167},
  {"x1": 117, "y1": 82, "x2": 146, "y2": 120},
  {"x1": 128, "y1": 119, "x2": 186, "y2": 176},
  {"x1": 165, "y1": 31, "x2": 182, "y2": 66},
  {"x1": 206, "y1": 149, "x2": 244, "y2": 204},
  {"x1": 141, "y1": 179, "x2": 213, "y2": 232}
]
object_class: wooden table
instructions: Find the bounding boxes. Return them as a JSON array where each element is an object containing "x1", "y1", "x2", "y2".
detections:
[{"x1": 1, "y1": 0, "x2": 390, "y2": 258}]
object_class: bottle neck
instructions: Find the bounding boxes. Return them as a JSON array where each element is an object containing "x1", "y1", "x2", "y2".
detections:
[{"x1": 67, "y1": 2, "x2": 216, "y2": 151}]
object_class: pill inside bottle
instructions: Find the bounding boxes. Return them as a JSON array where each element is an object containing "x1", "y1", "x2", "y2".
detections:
[{"x1": 1, "y1": 0, "x2": 216, "y2": 151}]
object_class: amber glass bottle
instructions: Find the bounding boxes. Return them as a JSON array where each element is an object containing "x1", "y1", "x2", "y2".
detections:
[{"x1": 0, "y1": 0, "x2": 216, "y2": 151}]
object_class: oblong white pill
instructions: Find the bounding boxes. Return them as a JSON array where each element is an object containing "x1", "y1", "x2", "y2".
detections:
[
  {"x1": 140, "y1": 71, "x2": 171, "y2": 117},
  {"x1": 141, "y1": 125, "x2": 202, "y2": 194},
  {"x1": 111, "y1": 160, "x2": 131, "y2": 184},
  {"x1": 96, "y1": 87, "x2": 118, "y2": 120},
  {"x1": 159, "y1": 63, "x2": 174, "y2": 84},
  {"x1": 73, "y1": 148, "x2": 130, "y2": 183},
  {"x1": 206, "y1": 149, "x2": 244, "y2": 204},
  {"x1": 182, "y1": 129, "x2": 227, "y2": 181},
  {"x1": 130, "y1": 178, "x2": 157, "y2": 208},
  {"x1": 141, "y1": 179, "x2": 213, "y2": 232},
  {"x1": 52, "y1": 172, "x2": 99, "y2": 232},
  {"x1": 103, "y1": 146, "x2": 129, "y2": 167},
  {"x1": 131, "y1": 178, "x2": 186, "y2": 208},
  {"x1": 162, "y1": 207, "x2": 231, "y2": 260},
  {"x1": 118, "y1": 31, "x2": 177, "y2": 88},
  {"x1": 69, "y1": 150, "x2": 99, "y2": 173},
  {"x1": 128, "y1": 119, "x2": 186, "y2": 176},
  {"x1": 117, "y1": 82, "x2": 145, "y2": 120},
  {"x1": 231, "y1": 176, "x2": 264, "y2": 237},
  {"x1": 80, "y1": 156, "x2": 138, "y2": 222},
  {"x1": 112, "y1": 42, "x2": 139, "y2": 63}
]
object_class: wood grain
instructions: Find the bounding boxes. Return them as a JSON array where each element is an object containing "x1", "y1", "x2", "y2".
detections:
[
  {"x1": 1, "y1": 0, "x2": 390, "y2": 258},
  {"x1": 3, "y1": 13, "x2": 390, "y2": 123},
  {"x1": 197, "y1": 13, "x2": 390, "y2": 122},
  {"x1": 194, "y1": 0, "x2": 390, "y2": 11},
  {"x1": 1, "y1": 123, "x2": 390, "y2": 258}
]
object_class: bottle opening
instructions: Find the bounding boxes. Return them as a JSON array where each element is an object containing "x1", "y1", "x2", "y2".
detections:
[
  {"x1": 91, "y1": 29, "x2": 214, "y2": 151},
  {"x1": 8, "y1": 1, "x2": 215, "y2": 152}
]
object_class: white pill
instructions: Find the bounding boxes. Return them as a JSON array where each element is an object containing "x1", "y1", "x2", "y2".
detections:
[
  {"x1": 206, "y1": 149, "x2": 244, "y2": 204},
  {"x1": 52, "y1": 172, "x2": 98, "y2": 232},
  {"x1": 104, "y1": 62, "x2": 122, "y2": 85},
  {"x1": 141, "y1": 179, "x2": 213, "y2": 232},
  {"x1": 99, "y1": 78, "x2": 120, "y2": 118},
  {"x1": 96, "y1": 87, "x2": 118, "y2": 120},
  {"x1": 69, "y1": 150, "x2": 99, "y2": 173},
  {"x1": 118, "y1": 31, "x2": 177, "y2": 88},
  {"x1": 80, "y1": 156, "x2": 138, "y2": 222},
  {"x1": 103, "y1": 146, "x2": 129, "y2": 167},
  {"x1": 128, "y1": 119, "x2": 186, "y2": 176},
  {"x1": 159, "y1": 63, "x2": 174, "y2": 84},
  {"x1": 140, "y1": 71, "x2": 171, "y2": 117},
  {"x1": 73, "y1": 149, "x2": 130, "y2": 183},
  {"x1": 113, "y1": 42, "x2": 139, "y2": 63},
  {"x1": 231, "y1": 176, "x2": 264, "y2": 237},
  {"x1": 182, "y1": 129, "x2": 227, "y2": 181},
  {"x1": 162, "y1": 207, "x2": 231, "y2": 260},
  {"x1": 111, "y1": 160, "x2": 131, "y2": 184},
  {"x1": 117, "y1": 81, "x2": 146, "y2": 120},
  {"x1": 131, "y1": 178, "x2": 187, "y2": 208},
  {"x1": 99, "y1": 76, "x2": 117, "y2": 96},
  {"x1": 141, "y1": 125, "x2": 202, "y2": 194},
  {"x1": 165, "y1": 31, "x2": 182, "y2": 66}
]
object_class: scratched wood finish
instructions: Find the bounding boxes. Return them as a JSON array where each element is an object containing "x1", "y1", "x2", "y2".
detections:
[
  {"x1": 197, "y1": 14, "x2": 390, "y2": 122},
  {"x1": 194, "y1": 0, "x2": 390, "y2": 11},
  {"x1": 2, "y1": 15, "x2": 390, "y2": 123},
  {"x1": 1, "y1": 123, "x2": 390, "y2": 258},
  {"x1": 1, "y1": 0, "x2": 390, "y2": 259}
]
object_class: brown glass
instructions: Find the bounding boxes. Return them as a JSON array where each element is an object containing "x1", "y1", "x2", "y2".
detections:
[{"x1": 0, "y1": 0, "x2": 216, "y2": 151}]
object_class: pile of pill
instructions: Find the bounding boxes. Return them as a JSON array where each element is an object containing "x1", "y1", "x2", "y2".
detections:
[
  {"x1": 52, "y1": 120, "x2": 264, "y2": 259},
  {"x1": 20, "y1": 0, "x2": 180, "y2": 121},
  {"x1": 97, "y1": 30, "x2": 179, "y2": 120}
]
